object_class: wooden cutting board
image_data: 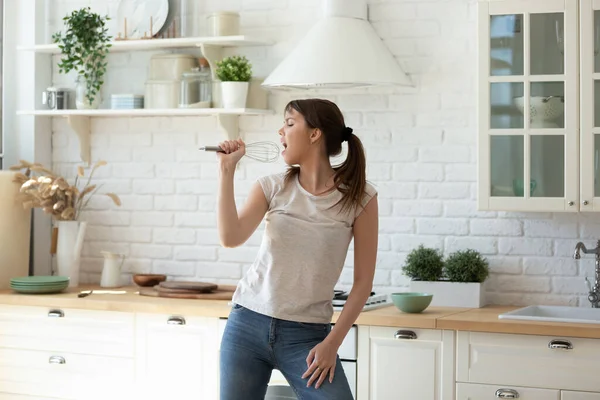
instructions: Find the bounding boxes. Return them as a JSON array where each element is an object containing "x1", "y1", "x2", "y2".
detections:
[
  {"x1": 155, "y1": 285, "x2": 208, "y2": 294},
  {"x1": 139, "y1": 285, "x2": 236, "y2": 300},
  {"x1": 158, "y1": 281, "x2": 218, "y2": 292}
]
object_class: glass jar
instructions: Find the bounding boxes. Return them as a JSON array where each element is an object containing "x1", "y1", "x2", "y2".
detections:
[
  {"x1": 178, "y1": 58, "x2": 212, "y2": 108},
  {"x1": 75, "y1": 76, "x2": 102, "y2": 109}
]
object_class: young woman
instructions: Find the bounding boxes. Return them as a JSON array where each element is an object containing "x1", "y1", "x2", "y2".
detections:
[{"x1": 217, "y1": 98, "x2": 378, "y2": 400}]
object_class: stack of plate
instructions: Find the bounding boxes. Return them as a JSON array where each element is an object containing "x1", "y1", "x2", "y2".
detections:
[
  {"x1": 10, "y1": 276, "x2": 70, "y2": 294},
  {"x1": 110, "y1": 94, "x2": 144, "y2": 110}
]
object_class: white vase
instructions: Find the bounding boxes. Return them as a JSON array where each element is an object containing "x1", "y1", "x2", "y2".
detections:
[
  {"x1": 220, "y1": 81, "x2": 249, "y2": 109},
  {"x1": 56, "y1": 220, "x2": 87, "y2": 287},
  {"x1": 409, "y1": 281, "x2": 485, "y2": 308},
  {"x1": 75, "y1": 76, "x2": 102, "y2": 109}
]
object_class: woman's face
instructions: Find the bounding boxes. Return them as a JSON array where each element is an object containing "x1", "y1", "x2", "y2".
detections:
[{"x1": 278, "y1": 108, "x2": 314, "y2": 165}]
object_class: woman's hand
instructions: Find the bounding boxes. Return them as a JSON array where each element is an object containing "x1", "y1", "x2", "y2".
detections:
[
  {"x1": 217, "y1": 139, "x2": 245, "y2": 171},
  {"x1": 302, "y1": 339, "x2": 339, "y2": 389}
]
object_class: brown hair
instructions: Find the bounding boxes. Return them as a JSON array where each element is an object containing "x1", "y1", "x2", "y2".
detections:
[{"x1": 284, "y1": 99, "x2": 367, "y2": 214}]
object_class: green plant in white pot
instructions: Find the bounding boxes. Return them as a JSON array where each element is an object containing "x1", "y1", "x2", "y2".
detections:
[
  {"x1": 406, "y1": 246, "x2": 490, "y2": 308},
  {"x1": 52, "y1": 7, "x2": 112, "y2": 109},
  {"x1": 215, "y1": 55, "x2": 252, "y2": 109}
]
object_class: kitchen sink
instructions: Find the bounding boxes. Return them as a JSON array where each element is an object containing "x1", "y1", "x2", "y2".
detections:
[{"x1": 498, "y1": 305, "x2": 600, "y2": 325}]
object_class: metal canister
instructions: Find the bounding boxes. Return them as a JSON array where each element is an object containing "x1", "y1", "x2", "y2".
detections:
[{"x1": 42, "y1": 87, "x2": 70, "y2": 110}]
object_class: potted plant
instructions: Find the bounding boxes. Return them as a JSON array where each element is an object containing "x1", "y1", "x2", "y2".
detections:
[
  {"x1": 402, "y1": 245, "x2": 444, "y2": 282},
  {"x1": 406, "y1": 246, "x2": 490, "y2": 308},
  {"x1": 215, "y1": 55, "x2": 252, "y2": 109},
  {"x1": 52, "y1": 7, "x2": 112, "y2": 109},
  {"x1": 10, "y1": 160, "x2": 121, "y2": 287}
]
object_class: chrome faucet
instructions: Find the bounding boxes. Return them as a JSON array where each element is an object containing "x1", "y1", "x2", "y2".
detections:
[{"x1": 573, "y1": 241, "x2": 600, "y2": 308}]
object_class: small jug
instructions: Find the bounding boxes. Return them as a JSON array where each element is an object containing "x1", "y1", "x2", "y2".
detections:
[{"x1": 100, "y1": 251, "x2": 125, "y2": 288}]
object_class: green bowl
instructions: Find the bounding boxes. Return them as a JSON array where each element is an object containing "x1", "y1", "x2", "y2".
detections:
[{"x1": 391, "y1": 292, "x2": 433, "y2": 313}]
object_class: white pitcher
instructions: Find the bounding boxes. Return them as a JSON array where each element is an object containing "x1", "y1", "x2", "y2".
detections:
[{"x1": 100, "y1": 251, "x2": 125, "y2": 288}]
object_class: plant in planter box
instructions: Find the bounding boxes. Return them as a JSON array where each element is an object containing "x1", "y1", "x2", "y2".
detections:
[
  {"x1": 407, "y1": 246, "x2": 489, "y2": 308},
  {"x1": 215, "y1": 55, "x2": 252, "y2": 109},
  {"x1": 445, "y1": 249, "x2": 490, "y2": 283},
  {"x1": 402, "y1": 245, "x2": 444, "y2": 282},
  {"x1": 52, "y1": 7, "x2": 112, "y2": 109}
]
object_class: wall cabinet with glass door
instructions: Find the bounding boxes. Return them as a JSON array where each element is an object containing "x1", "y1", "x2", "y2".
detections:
[{"x1": 478, "y1": 0, "x2": 579, "y2": 211}]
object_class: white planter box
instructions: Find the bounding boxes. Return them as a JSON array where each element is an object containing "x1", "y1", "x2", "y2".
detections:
[{"x1": 410, "y1": 281, "x2": 485, "y2": 308}]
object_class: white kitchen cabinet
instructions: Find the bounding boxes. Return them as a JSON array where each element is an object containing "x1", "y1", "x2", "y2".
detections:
[
  {"x1": 477, "y1": 0, "x2": 580, "y2": 211},
  {"x1": 580, "y1": 0, "x2": 600, "y2": 210},
  {"x1": 0, "y1": 305, "x2": 135, "y2": 356},
  {"x1": 457, "y1": 382, "x2": 559, "y2": 399},
  {"x1": 0, "y1": 305, "x2": 136, "y2": 399},
  {"x1": 357, "y1": 326, "x2": 455, "y2": 400},
  {"x1": 135, "y1": 313, "x2": 220, "y2": 400},
  {"x1": 562, "y1": 391, "x2": 600, "y2": 400},
  {"x1": 457, "y1": 331, "x2": 600, "y2": 392}
]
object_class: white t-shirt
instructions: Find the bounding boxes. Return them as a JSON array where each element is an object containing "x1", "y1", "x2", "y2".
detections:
[{"x1": 231, "y1": 172, "x2": 377, "y2": 324}]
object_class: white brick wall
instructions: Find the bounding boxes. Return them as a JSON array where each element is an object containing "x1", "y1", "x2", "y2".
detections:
[{"x1": 45, "y1": 0, "x2": 595, "y2": 307}]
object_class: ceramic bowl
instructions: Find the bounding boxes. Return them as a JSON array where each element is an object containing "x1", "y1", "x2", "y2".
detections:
[
  {"x1": 513, "y1": 96, "x2": 564, "y2": 128},
  {"x1": 391, "y1": 292, "x2": 433, "y2": 313},
  {"x1": 133, "y1": 274, "x2": 167, "y2": 287}
]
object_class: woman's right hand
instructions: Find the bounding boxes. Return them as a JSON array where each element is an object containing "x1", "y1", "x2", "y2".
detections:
[{"x1": 217, "y1": 139, "x2": 246, "y2": 171}]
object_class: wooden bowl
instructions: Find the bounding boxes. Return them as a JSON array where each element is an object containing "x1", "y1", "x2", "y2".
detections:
[{"x1": 133, "y1": 274, "x2": 167, "y2": 287}]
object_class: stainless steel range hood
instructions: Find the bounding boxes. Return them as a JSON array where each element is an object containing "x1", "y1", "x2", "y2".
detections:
[{"x1": 261, "y1": 0, "x2": 413, "y2": 90}]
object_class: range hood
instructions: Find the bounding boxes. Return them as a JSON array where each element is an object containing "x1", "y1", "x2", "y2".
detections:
[{"x1": 261, "y1": 0, "x2": 412, "y2": 90}]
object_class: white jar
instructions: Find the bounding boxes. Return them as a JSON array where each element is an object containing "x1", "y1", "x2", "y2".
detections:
[
  {"x1": 206, "y1": 12, "x2": 240, "y2": 37},
  {"x1": 145, "y1": 80, "x2": 180, "y2": 109},
  {"x1": 149, "y1": 53, "x2": 198, "y2": 81}
]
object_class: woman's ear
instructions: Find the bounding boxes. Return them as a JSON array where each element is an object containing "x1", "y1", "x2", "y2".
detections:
[{"x1": 310, "y1": 128, "x2": 322, "y2": 144}]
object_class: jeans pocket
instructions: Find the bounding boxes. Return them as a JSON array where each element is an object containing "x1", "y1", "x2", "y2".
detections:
[{"x1": 230, "y1": 303, "x2": 245, "y2": 312}]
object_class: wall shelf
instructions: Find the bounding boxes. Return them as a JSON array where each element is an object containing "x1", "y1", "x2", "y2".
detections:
[
  {"x1": 17, "y1": 35, "x2": 274, "y2": 165},
  {"x1": 17, "y1": 108, "x2": 274, "y2": 165},
  {"x1": 17, "y1": 35, "x2": 272, "y2": 53}
]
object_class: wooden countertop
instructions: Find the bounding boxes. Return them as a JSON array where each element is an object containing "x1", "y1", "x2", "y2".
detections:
[
  {"x1": 0, "y1": 285, "x2": 467, "y2": 326},
  {"x1": 437, "y1": 305, "x2": 600, "y2": 339},
  {"x1": 1, "y1": 286, "x2": 600, "y2": 338},
  {"x1": 350, "y1": 305, "x2": 468, "y2": 328},
  {"x1": 0, "y1": 285, "x2": 233, "y2": 318}
]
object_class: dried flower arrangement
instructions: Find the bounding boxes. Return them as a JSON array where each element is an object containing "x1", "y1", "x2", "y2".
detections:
[{"x1": 10, "y1": 160, "x2": 121, "y2": 221}]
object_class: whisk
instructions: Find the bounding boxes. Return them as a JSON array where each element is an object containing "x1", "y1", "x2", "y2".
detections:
[{"x1": 199, "y1": 141, "x2": 280, "y2": 163}]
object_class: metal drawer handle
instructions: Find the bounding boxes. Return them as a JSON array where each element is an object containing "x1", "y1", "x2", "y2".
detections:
[
  {"x1": 49, "y1": 356, "x2": 66, "y2": 365},
  {"x1": 548, "y1": 339, "x2": 573, "y2": 350},
  {"x1": 167, "y1": 316, "x2": 186, "y2": 325},
  {"x1": 394, "y1": 330, "x2": 417, "y2": 340},
  {"x1": 47, "y1": 309, "x2": 64, "y2": 318},
  {"x1": 495, "y1": 389, "x2": 519, "y2": 398}
]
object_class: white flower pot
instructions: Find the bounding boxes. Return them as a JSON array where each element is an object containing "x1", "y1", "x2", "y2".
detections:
[
  {"x1": 220, "y1": 81, "x2": 249, "y2": 109},
  {"x1": 55, "y1": 220, "x2": 87, "y2": 287},
  {"x1": 409, "y1": 281, "x2": 485, "y2": 308}
]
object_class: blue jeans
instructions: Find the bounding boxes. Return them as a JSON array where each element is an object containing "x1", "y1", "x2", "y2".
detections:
[{"x1": 220, "y1": 304, "x2": 354, "y2": 400}]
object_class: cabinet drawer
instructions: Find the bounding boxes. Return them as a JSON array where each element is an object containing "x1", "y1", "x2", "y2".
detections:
[
  {"x1": 0, "y1": 305, "x2": 134, "y2": 357},
  {"x1": 457, "y1": 331, "x2": 600, "y2": 391},
  {"x1": 0, "y1": 347, "x2": 135, "y2": 399},
  {"x1": 457, "y1": 383, "x2": 559, "y2": 399}
]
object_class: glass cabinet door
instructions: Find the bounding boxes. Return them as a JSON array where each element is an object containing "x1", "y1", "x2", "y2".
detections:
[
  {"x1": 478, "y1": 0, "x2": 578, "y2": 212},
  {"x1": 581, "y1": 0, "x2": 600, "y2": 211}
]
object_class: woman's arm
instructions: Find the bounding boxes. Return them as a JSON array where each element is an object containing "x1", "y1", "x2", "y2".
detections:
[
  {"x1": 303, "y1": 194, "x2": 378, "y2": 388},
  {"x1": 326, "y1": 194, "x2": 378, "y2": 346},
  {"x1": 217, "y1": 139, "x2": 269, "y2": 248}
]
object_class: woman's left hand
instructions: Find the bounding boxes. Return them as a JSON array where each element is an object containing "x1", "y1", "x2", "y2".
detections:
[{"x1": 302, "y1": 340, "x2": 338, "y2": 389}]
